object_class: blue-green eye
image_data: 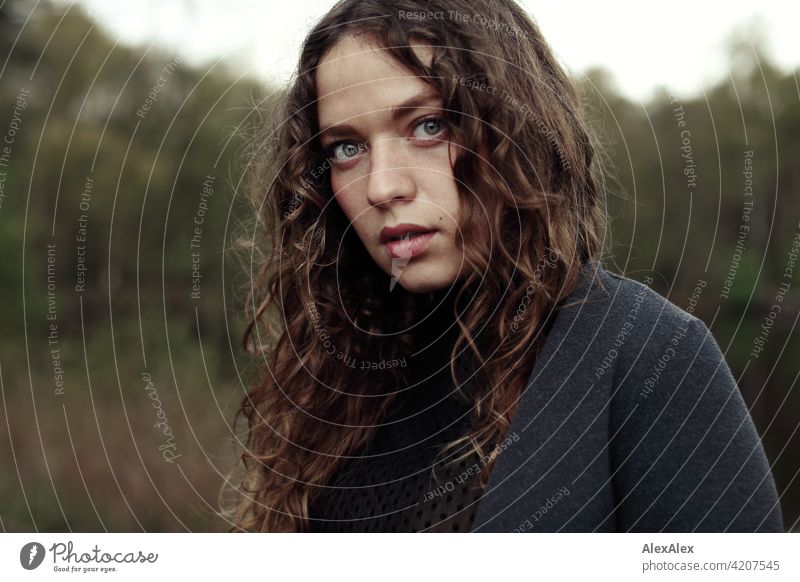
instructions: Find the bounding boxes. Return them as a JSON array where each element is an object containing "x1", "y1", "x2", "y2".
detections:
[
  {"x1": 339, "y1": 143, "x2": 361, "y2": 159},
  {"x1": 413, "y1": 116, "x2": 445, "y2": 139},
  {"x1": 329, "y1": 141, "x2": 363, "y2": 162}
]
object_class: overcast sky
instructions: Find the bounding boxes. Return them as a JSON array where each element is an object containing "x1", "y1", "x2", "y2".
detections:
[{"x1": 61, "y1": 0, "x2": 799, "y2": 101}]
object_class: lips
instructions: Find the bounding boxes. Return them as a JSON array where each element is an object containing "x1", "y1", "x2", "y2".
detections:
[
  {"x1": 379, "y1": 223, "x2": 436, "y2": 244},
  {"x1": 379, "y1": 223, "x2": 437, "y2": 260}
]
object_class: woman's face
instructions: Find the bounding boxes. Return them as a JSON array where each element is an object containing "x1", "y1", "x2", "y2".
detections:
[{"x1": 316, "y1": 35, "x2": 466, "y2": 294}]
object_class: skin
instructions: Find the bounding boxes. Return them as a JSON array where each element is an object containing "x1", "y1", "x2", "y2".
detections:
[{"x1": 316, "y1": 35, "x2": 467, "y2": 294}]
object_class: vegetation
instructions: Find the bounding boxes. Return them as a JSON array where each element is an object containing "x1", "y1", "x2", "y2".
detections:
[{"x1": 0, "y1": 1, "x2": 797, "y2": 531}]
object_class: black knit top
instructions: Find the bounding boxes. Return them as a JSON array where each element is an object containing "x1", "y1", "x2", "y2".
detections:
[{"x1": 308, "y1": 292, "x2": 485, "y2": 533}]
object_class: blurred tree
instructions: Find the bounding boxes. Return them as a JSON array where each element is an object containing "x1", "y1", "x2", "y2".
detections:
[{"x1": 0, "y1": 0, "x2": 797, "y2": 531}]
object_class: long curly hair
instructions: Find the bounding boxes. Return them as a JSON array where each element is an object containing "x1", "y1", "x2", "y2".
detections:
[{"x1": 222, "y1": 0, "x2": 608, "y2": 532}]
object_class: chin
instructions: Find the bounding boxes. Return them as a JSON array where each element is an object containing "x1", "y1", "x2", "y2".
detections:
[
  {"x1": 394, "y1": 278, "x2": 447, "y2": 294},
  {"x1": 385, "y1": 263, "x2": 463, "y2": 295}
]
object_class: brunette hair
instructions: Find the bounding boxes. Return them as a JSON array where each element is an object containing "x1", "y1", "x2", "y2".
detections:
[{"x1": 223, "y1": 0, "x2": 607, "y2": 531}]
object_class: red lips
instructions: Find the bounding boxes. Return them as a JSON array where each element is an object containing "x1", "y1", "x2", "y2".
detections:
[{"x1": 379, "y1": 223, "x2": 435, "y2": 244}]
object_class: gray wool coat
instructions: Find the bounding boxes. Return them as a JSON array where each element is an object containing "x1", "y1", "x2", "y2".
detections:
[{"x1": 470, "y1": 260, "x2": 783, "y2": 532}]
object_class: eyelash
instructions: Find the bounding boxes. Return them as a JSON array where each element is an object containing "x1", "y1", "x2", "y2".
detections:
[{"x1": 324, "y1": 115, "x2": 449, "y2": 167}]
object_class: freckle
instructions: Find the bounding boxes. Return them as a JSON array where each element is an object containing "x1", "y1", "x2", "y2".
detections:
[{"x1": 438, "y1": 216, "x2": 443, "y2": 221}]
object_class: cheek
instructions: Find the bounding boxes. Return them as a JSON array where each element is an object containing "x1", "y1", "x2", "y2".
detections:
[
  {"x1": 429, "y1": 174, "x2": 462, "y2": 223},
  {"x1": 331, "y1": 174, "x2": 358, "y2": 220},
  {"x1": 422, "y1": 152, "x2": 462, "y2": 216},
  {"x1": 331, "y1": 176, "x2": 374, "y2": 243}
]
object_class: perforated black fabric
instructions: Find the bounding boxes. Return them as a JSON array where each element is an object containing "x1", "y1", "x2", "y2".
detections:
[
  {"x1": 308, "y1": 367, "x2": 485, "y2": 533},
  {"x1": 309, "y1": 292, "x2": 486, "y2": 533}
]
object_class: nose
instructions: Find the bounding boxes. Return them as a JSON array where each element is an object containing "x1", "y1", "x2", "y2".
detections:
[{"x1": 366, "y1": 136, "x2": 416, "y2": 207}]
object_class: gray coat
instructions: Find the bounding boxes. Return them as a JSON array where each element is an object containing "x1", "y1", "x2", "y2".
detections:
[{"x1": 471, "y1": 260, "x2": 783, "y2": 532}]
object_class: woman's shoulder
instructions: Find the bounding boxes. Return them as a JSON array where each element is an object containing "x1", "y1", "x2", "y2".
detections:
[
  {"x1": 551, "y1": 259, "x2": 740, "y2": 405},
  {"x1": 573, "y1": 263, "x2": 784, "y2": 531},
  {"x1": 558, "y1": 259, "x2": 705, "y2": 353}
]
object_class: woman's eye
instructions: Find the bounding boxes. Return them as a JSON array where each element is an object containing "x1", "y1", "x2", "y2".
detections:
[
  {"x1": 328, "y1": 141, "x2": 364, "y2": 163},
  {"x1": 413, "y1": 116, "x2": 447, "y2": 139}
]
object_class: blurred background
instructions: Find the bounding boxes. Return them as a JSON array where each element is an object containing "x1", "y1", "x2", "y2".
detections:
[{"x1": 0, "y1": 0, "x2": 798, "y2": 532}]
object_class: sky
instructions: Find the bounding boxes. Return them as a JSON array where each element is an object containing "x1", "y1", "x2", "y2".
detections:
[{"x1": 59, "y1": 0, "x2": 800, "y2": 101}]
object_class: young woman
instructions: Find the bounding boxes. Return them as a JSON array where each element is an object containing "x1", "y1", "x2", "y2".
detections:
[{"x1": 224, "y1": 0, "x2": 782, "y2": 533}]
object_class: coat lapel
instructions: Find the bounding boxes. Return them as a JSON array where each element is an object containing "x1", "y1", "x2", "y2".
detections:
[{"x1": 470, "y1": 261, "x2": 617, "y2": 532}]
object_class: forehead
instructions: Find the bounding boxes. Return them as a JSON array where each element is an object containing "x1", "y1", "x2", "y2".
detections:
[{"x1": 315, "y1": 35, "x2": 435, "y2": 129}]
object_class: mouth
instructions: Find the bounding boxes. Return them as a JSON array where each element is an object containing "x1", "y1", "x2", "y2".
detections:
[
  {"x1": 379, "y1": 223, "x2": 436, "y2": 244},
  {"x1": 379, "y1": 223, "x2": 437, "y2": 260}
]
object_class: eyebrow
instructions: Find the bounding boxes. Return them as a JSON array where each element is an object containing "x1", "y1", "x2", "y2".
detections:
[{"x1": 319, "y1": 90, "x2": 441, "y2": 139}]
